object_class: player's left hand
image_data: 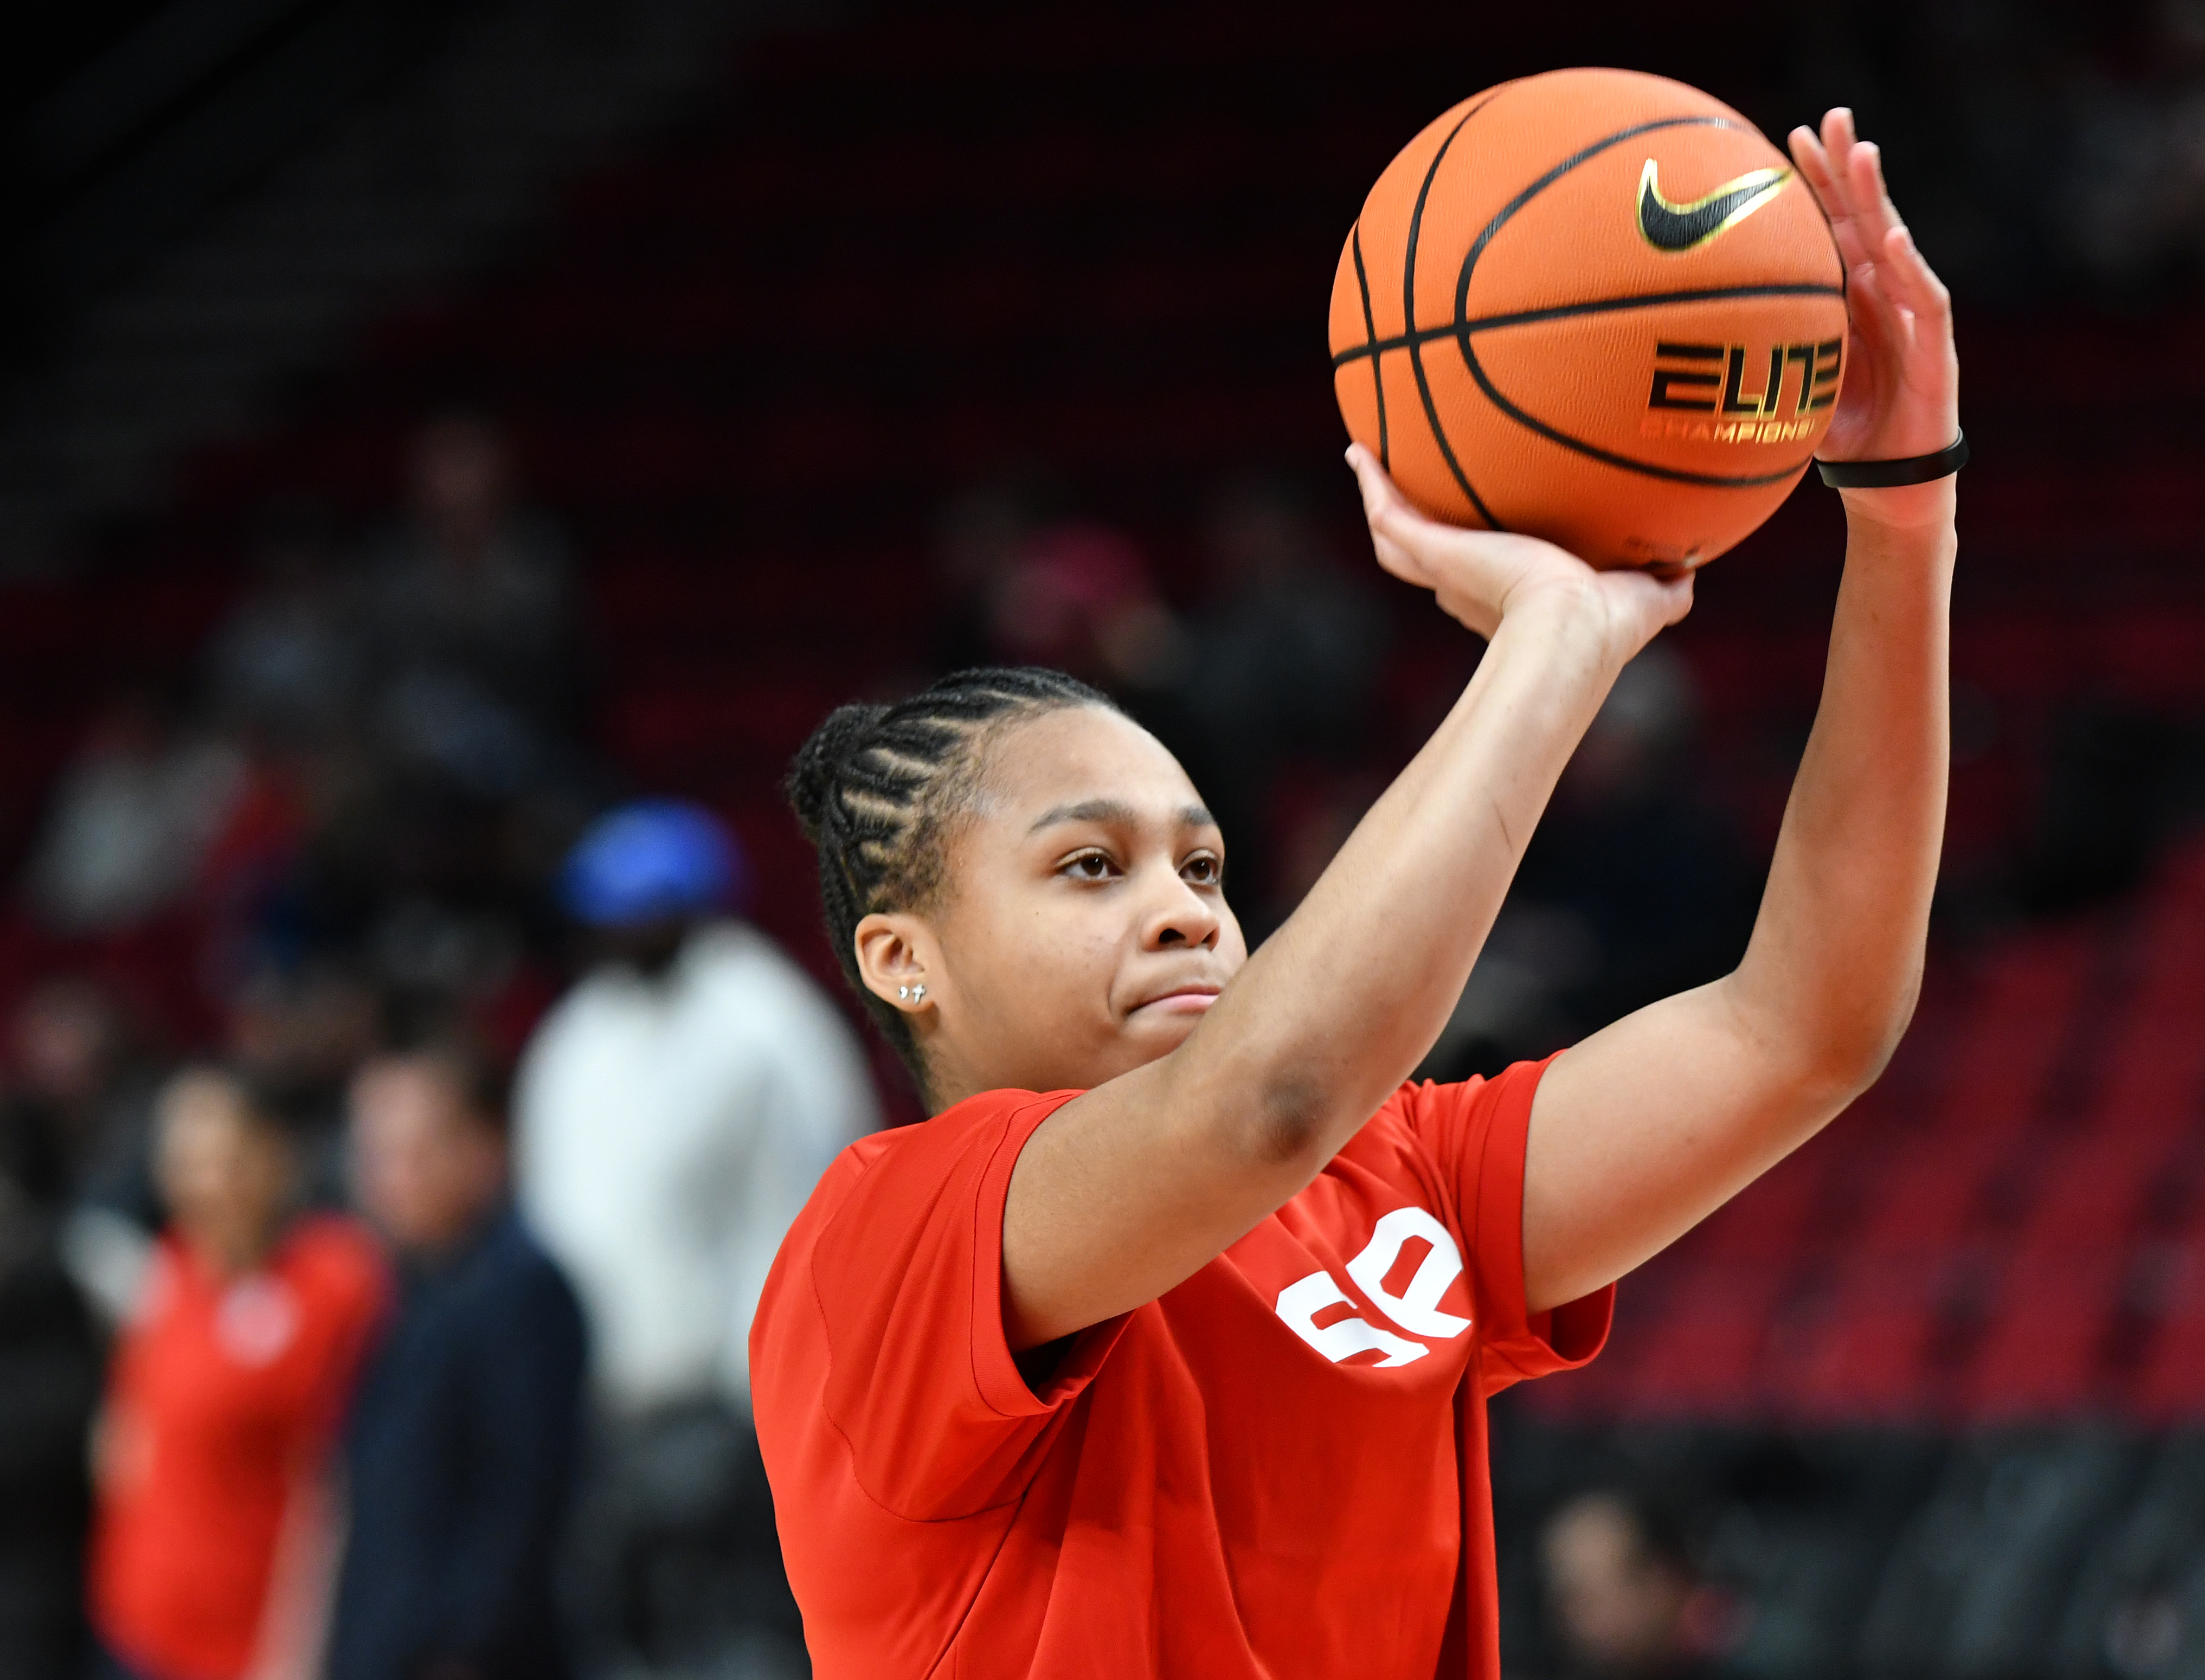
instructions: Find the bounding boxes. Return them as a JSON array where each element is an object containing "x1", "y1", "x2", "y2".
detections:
[{"x1": 1789, "y1": 109, "x2": 1959, "y2": 523}]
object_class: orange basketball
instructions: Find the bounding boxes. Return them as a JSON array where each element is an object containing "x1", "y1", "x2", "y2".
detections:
[{"x1": 1330, "y1": 68, "x2": 1848, "y2": 569}]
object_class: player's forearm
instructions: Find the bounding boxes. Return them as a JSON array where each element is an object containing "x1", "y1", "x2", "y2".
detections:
[{"x1": 1726, "y1": 488, "x2": 1956, "y2": 1096}]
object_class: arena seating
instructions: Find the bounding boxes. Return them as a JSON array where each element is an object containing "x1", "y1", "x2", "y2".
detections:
[
  {"x1": 1529, "y1": 840, "x2": 2205, "y2": 1425},
  {"x1": 1, "y1": 1, "x2": 2201, "y2": 1428}
]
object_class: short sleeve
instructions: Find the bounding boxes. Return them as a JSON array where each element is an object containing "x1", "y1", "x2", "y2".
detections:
[
  {"x1": 1400, "y1": 1058, "x2": 1613, "y2": 1397},
  {"x1": 805, "y1": 1090, "x2": 1130, "y2": 1520}
]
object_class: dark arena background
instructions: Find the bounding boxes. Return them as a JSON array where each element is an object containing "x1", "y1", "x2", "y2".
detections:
[{"x1": 2, "y1": 3, "x2": 2202, "y2": 1678}]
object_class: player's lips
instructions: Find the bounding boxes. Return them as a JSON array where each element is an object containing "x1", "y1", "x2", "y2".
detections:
[{"x1": 1129, "y1": 985, "x2": 1222, "y2": 1016}]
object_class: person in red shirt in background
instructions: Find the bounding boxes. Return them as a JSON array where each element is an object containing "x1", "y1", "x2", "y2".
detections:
[
  {"x1": 756, "y1": 112, "x2": 1958, "y2": 1680},
  {"x1": 88, "y1": 1066, "x2": 387, "y2": 1680}
]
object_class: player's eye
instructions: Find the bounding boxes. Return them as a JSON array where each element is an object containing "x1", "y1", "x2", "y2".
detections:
[
  {"x1": 1059, "y1": 849, "x2": 1120, "y2": 882},
  {"x1": 1181, "y1": 852, "x2": 1223, "y2": 887}
]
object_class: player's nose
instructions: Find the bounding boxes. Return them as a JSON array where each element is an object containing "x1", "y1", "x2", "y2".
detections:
[{"x1": 1140, "y1": 867, "x2": 1222, "y2": 952}]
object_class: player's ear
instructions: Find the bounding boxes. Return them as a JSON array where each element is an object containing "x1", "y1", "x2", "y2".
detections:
[{"x1": 854, "y1": 912, "x2": 936, "y2": 1013}]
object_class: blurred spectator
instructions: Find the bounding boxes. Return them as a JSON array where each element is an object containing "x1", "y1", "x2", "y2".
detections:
[
  {"x1": 359, "y1": 413, "x2": 577, "y2": 799},
  {"x1": 1187, "y1": 471, "x2": 1386, "y2": 766},
  {"x1": 329, "y1": 1044, "x2": 586, "y2": 1680},
  {"x1": 1519, "y1": 646, "x2": 1754, "y2": 1023},
  {"x1": 0, "y1": 1102, "x2": 104, "y2": 1680},
  {"x1": 513, "y1": 800, "x2": 877, "y2": 1672},
  {"x1": 1542, "y1": 1489, "x2": 1718, "y2": 1680},
  {"x1": 204, "y1": 498, "x2": 365, "y2": 754},
  {"x1": 981, "y1": 520, "x2": 1190, "y2": 697},
  {"x1": 253, "y1": 410, "x2": 602, "y2": 1061},
  {"x1": 1231, "y1": 767, "x2": 1391, "y2": 949},
  {"x1": 2010, "y1": 701, "x2": 2205, "y2": 915},
  {"x1": 1424, "y1": 646, "x2": 1754, "y2": 1078},
  {"x1": 4, "y1": 980, "x2": 167, "y2": 1329},
  {"x1": 2053, "y1": 1, "x2": 2205, "y2": 287},
  {"x1": 225, "y1": 960, "x2": 387, "y2": 1206},
  {"x1": 930, "y1": 468, "x2": 1065, "y2": 675},
  {"x1": 4, "y1": 978, "x2": 158, "y2": 1219},
  {"x1": 87, "y1": 1068, "x2": 386, "y2": 1680},
  {"x1": 1177, "y1": 472, "x2": 1388, "y2": 923},
  {"x1": 227, "y1": 962, "x2": 384, "y2": 1125},
  {"x1": 21, "y1": 688, "x2": 247, "y2": 936},
  {"x1": 517, "y1": 800, "x2": 877, "y2": 1407}
]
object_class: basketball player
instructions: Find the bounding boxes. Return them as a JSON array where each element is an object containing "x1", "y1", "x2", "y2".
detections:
[{"x1": 753, "y1": 108, "x2": 1957, "y2": 1679}]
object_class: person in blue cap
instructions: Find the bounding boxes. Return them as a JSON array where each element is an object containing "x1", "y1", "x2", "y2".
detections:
[
  {"x1": 512, "y1": 799, "x2": 877, "y2": 1672},
  {"x1": 551, "y1": 799, "x2": 749, "y2": 979}
]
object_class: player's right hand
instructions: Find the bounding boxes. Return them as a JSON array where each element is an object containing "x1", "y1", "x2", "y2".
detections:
[{"x1": 1346, "y1": 443, "x2": 1693, "y2": 665}]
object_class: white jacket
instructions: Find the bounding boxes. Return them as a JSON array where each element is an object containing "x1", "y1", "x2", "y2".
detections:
[{"x1": 514, "y1": 922, "x2": 879, "y2": 1415}]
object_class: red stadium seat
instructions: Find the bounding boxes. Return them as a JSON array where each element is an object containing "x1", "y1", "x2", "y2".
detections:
[
  {"x1": 1681, "y1": 1144, "x2": 1834, "y2": 1267},
  {"x1": 1846, "y1": 1128, "x2": 2015, "y2": 1260},
  {"x1": 1776, "y1": 1260, "x2": 1952, "y2": 1423},
  {"x1": 1618, "y1": 1264, "x2": 1792, "y2": 1419},
  {"x1": 2013, "y1": 1148, "x2": 2167, "y2": 1256},
  {"x1": 1955, "y1": 1250, "x2": 2129, "y2": 1420},
  {"x1": 2131, "y1": 1243, "x2": 2205, "y2": 1422}
]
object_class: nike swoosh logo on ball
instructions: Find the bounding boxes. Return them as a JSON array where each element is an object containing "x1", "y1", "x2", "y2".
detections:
[{"x1": 1637, "y1": 159, "x2": 1793, "y2": 252}]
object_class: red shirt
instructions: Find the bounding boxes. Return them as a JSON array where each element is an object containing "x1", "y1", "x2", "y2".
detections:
[
  {"x1": 752, "y1": 1059, "x2": 1612, "y2": 1680},
  {"x1": 90, "y1": 1214, "x2": 389, "y2": 1680}
]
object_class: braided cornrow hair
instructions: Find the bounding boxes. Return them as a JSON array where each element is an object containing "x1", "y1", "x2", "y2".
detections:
[{"x1": 786, "y1": 666, "x2": 1118, "y2": 1086}]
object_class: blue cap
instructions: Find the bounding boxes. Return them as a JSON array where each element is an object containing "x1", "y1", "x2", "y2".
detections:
[{"x1": 559, "y1": 800, "x2": 749, "y2": 928}]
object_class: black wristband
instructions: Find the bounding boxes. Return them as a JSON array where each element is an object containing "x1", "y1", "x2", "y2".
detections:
[{"x1": 1816, "y1": 431, "x2": 1968, "y2": 488}]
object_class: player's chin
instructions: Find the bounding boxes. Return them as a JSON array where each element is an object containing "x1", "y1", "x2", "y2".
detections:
[{"x1": 1116, "y1": 1000, "x2": 1210, "y2": 1054}]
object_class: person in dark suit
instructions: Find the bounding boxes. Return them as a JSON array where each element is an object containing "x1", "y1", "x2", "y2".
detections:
[{"x1": 329, "y1": 1042, "x2": 586, "y2": 1680}]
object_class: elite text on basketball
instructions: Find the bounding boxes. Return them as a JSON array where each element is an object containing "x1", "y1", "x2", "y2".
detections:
[{"x1": 1643, "y1": 337, "x2": 1841, "y2": 442}]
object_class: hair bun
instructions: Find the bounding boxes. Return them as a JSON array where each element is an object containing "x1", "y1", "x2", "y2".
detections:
[{"x1": 785, "y1": 701, "x2": 888, "y2": 842}]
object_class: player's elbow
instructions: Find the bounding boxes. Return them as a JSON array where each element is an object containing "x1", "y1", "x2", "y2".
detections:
[
  {"x1": 1159, "y1": 1047, "x2": 1350, "y2": 1179},
  {"x1": 1239, "y1": 1065, "x2": 1351, "y2": 1169},
  {"x1": 1811, "y1": 1015, "x2": 1907, "y2": 1105},
  {"x1": 1801, "y1": 965, "x2": 1924, "y2": 1103},
  {"x1": 1725, "y1": 960, "x2": 1923, "y2": 1111}
]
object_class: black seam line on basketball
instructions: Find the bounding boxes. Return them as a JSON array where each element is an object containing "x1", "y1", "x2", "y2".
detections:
[
  {"x1": 1450, "y1": 114, "x2": 1822, "y2": 488},
  {"x1": 1404, "y1": 98, "x2": 1502, "y2": 530},
  {"x1": 1329, "y1": 282, "x2": 1849, "y2": 368},
  {"x1": 1350, "y1": 221, "x2": 1387, "y2": 468}
]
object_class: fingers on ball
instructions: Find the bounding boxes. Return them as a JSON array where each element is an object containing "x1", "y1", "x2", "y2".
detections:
[
  {"x1": 1844, "y1": 144, "x2": 1900, "y2": 247},
  {"x1": 1794, "y1": 137, "x2": 1875, "y2": 267},
  {"x1": 1883, "y1": 227, "x2": 1953, "y2": 320},
  {"x1": 1790, "y1": 134, "x2": 1847, "y2": 224}
]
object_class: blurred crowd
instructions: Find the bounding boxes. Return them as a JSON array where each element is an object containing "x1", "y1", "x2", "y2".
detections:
[
  {"x1": 0, "y1": 410, "x2": 1759, "y2": 1680},
  {"x1": 0, "y1": 414, "x2": 886, "y2": 1680},
  {"x1": 1782, "y1": 0, "x2": 2205, "y2": 305}
]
